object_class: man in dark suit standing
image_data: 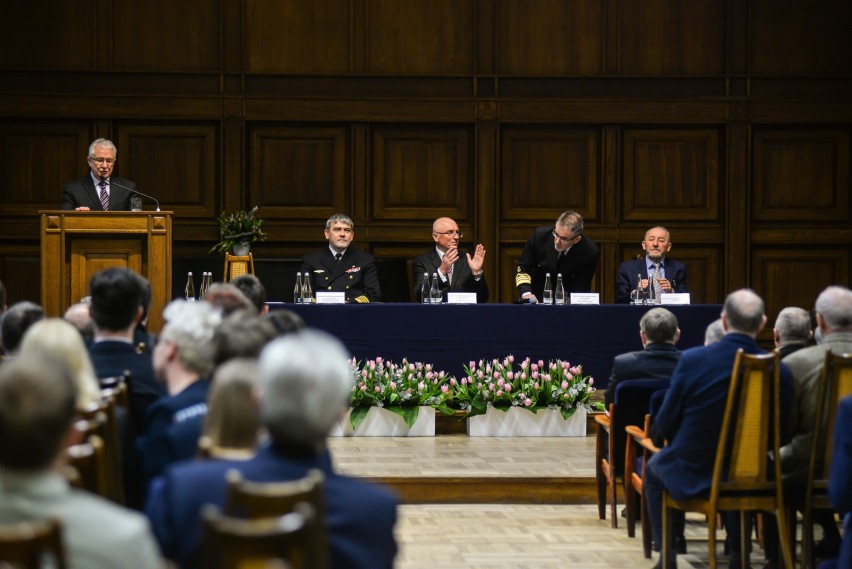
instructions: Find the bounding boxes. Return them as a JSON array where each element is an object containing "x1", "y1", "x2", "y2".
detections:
[
  {"x1": 61, "y1": 138, "x2": 136, "y2": 211},
  {"x1": 301, "y1": 214, "x2": 381, "y2": 303},
  {"x1": 604, "y1": 307, "x2": 681, "y2": 408},
  {"x1": 146, "y1": 329, "x2": 399, "y2": 569},
  {"x1": 643, "y1": 289, "x2": 793, "y2": 568},
  {"x1": 515, "y1": 210, "x2": 599, "y2": 302},
  {"x1": 615, "y1": 226, "x2": 688, "y2": 304},
  {"x1": 412, "y1": 217, "x2": 488, "y2": 303}
]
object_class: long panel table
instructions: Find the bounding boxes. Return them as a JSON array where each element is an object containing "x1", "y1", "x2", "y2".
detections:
[{"x1": 273, "y1": 303, "x2": 723, "y2": 389}]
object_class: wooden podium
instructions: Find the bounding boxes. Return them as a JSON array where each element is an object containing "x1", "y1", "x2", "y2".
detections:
[{"x1": 40, "y1": 211, "x2": 173, "y2": 333}]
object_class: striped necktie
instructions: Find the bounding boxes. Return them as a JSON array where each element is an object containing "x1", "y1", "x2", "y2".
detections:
[
  {"x1": 447, "y1": 263, "x2": 454, "y2": 286},
  {"x1": 651, "y1": 264, "x2": 663, "y2": 301},
  {"x1": 98, "y1": 180, "x2": 109, "y2": 211}
]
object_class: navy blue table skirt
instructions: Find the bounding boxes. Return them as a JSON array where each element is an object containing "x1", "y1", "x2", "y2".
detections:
[{"x1": 270, "y1": 303, "x2": 722, "y2": 390}]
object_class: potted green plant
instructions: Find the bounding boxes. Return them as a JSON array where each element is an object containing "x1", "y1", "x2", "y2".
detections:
[{"x1": 209, "y1": 206, "x2": 268, "y2": 255}]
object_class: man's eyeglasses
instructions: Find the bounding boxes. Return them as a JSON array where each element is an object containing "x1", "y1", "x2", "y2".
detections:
[
  {"x1": 552, "y1": 229, "x2": 576, "y2": 244},
  {"x1": 435, "y1": 230, "x2": 463, "y2": 238},
  {"x1": 89, "y1": 157, "x2": 116, "y2": 165}
]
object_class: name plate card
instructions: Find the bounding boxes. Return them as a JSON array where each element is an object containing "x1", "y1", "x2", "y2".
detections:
[
  {"x1": 570, "y1": 293, "x2": 600, "y2": 305},
  {"x1": 315, "y1": 292, "x2": 346, "y2": 304},
  {"x1": 447, "y1": 292, "x2": 478, "y2": 304},
  {"x1": 661, "y1": 293, "x2": 691, "y2": 305}
]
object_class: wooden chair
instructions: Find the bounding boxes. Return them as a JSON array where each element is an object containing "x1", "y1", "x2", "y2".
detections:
[
  {"x1": 225, "y1": 469, "x2": 330, "y2": 569},
  {"x1": 661, "y1": 350, "x2": 794, "y2": 569},
  {"x1": 0, "y1": 518, "x2": 67, "y2": 569},
  {"x1": 794, "y1": 350, "x2": 852, "y2": 568},
  {"x1": 77, "y1": 399, "x2": 124, "y2": 504},
  {"x1": 202, "y1": 502, "x2": 315, "y2": 569},
  {"x1": 224, "y1": 253, "x2": 255, "y2": 281},
  {"x1": 594, "y1": 379, "x2": 669, "y2": 528},
  {"x1": 64, "y1": 434, "x2": 109, "y2": 498}
]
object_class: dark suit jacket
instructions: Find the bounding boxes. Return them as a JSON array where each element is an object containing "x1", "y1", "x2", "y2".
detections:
[
  {"x1": 301, "y1": 247, "x2": 381, "y2": 303},
  {"x1": 61, "y1": 175, "x2": 136, "y2": 211},
  {"x1": 615, "y1": 257, "x2": 688, "y2": 304},
  {"x1": 515, "y1": 226, "x2": 600, "y2": 299},
  {"x1": 88, "y1": 340, "x2": 165, "y2": 425},
  {"x1": 604, "y1": 343, "x2": 681, "y2": 407},
  {"x1": 411, "y1": 249, "x2": 489, "y2": 303},
  {"x1": 146, "y1": 443, "x2": 399, "y2": 569},
  {"x1": 650, "y1": 333, "x2": 793, "y2": 501}
]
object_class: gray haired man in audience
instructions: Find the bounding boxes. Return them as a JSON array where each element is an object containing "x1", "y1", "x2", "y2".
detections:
[
  {"x1": 0, "y1": 354, "x2": 161, "y2": 568},
  {"x1": 773, "y1": 306, "x2": 812, "y2": 359}
]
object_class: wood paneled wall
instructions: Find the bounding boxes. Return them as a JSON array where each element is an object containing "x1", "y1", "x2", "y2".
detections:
[{"x1": 1, "y1": 0, "x2": 851, "y2": 339}]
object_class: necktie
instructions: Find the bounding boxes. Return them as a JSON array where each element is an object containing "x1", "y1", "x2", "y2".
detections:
[
  {"x1": 334, "y1": 252, "x2": 342, "y2": 263},
  {"x1": 651, "y1": 264, "x2": 663, "y2": 301},
  {"x1": 447, "y1": 263, "x2": 454, "y2": 286},
  {"x1": 98, "y1": 181, "x2": 109, "y2": 211}
]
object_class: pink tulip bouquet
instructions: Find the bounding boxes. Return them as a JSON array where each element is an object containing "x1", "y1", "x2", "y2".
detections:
[
  {"x1": 454, "y1": 355, "x2": 603, "y2": 419},
  {"x1": 348, "y1": 357, "x2": 455, "y2": 430}
]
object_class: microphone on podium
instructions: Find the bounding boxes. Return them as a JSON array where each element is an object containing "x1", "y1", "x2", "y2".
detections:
[{"x1": 110, "y1": 181, "x2": 161, "y2": 212}]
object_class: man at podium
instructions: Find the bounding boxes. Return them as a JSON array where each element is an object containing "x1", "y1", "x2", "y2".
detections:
[{"x1": 61, "y1": 138, "x2": 136, "y2": 211}]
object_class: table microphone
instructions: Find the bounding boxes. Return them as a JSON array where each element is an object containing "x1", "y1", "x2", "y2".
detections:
[{"x1": 110, "y1": 181, "x2": 161, "y2": 212}]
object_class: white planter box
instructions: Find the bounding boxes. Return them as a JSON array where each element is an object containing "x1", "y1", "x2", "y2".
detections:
[
  {"x1": 466, "y1": 406, "x2": 587, "y2": 437},
  {"x1": 330, "y1": 406, "x2": 435, "y2": 437}
]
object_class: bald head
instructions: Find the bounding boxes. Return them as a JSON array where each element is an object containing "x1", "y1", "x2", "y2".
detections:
[{"x1": 722, "y1": 289, "x2": 766, "y2": 337}]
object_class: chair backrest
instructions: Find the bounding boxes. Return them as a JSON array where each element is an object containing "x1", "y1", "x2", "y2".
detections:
[
  {"x1": 225, "y1": 468, "x2": 325, "y2": 520},
  {"x1": 202, "y1": 503, "x2": 316, "y2": 569},
  {"x1": 74, "y1": 401, "x2": 123, "y2": 504},
  {"x1": 0, "y1": 518, "x2": 67, "y2": 569},
  {"x1": 710, "y1": 350, "x2": 780, "y2": 501},
  {"x1": 809, "y1": 350, "x2": 852, "y2": 484},
  {"x1": 64, "y1": 434, "x2": 108, "y2": 498},
  {"x1": 610, "y1": 379, "x2": 670, "y2": 473},
  {"x1": 225, "y1": 469, "x2": 330, "y2": 569}
]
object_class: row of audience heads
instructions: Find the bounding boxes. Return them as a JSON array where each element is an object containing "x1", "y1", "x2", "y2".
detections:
[
  {"x1": 0, "y1": 269, "x2": 360, "y2": 476},
  {"x1": 631, "y1": 285, "x2": 851, "y2": 350}
]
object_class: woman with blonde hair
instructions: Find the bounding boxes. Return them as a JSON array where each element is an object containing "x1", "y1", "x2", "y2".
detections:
[
  {"x1": 199, "y1": 358, "x2": 262, "y2": 459},
  {"x1": 19, "y1": 318, "x2": 101, "y2": 411}
]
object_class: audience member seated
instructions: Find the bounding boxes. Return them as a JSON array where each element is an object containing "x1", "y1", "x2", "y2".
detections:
[
  {"x1": 644, "y1": 289, "x2": 793, "y2": 569},
  {"x1": 204, "y1": 283, "x2": 257, "y2": 316},
  {"x1": 779, "y1": 286, "x2": 852, "y2": 562},
  {"x1": 133, "y1": 275, "x2": 156, "y2": 354},
  {"x1": 63, "y1": 298, "x2": 95, "y2": 345},
  {"x1": 211, "y1": 309, "x2": 276, "y2": 367},
  {"x1": 773, "y1": 305, "x2": 812, "y2": 358},
  {"x1": 231, "y1": 274, "x2": 270, "y2": 315},
  {"x1": 138, "y1": 300, "x2": 221, "y2": 483},
  {"x1": 199, "y1": 358, "x2": 263, "y2": 460},
  {"x1": 87, "y1": 268, "x2": 164, "y2": 424},
  {"x1": 146, "y1": 329, "x2": 399, "y2": 569},
  {"x1": 604, "y1": 307, "x2": 681, "y2": 408},
  {"x1": 704, "y1": 318, "x2": 724, "y2": 345},
  {"x1": 0, "y1": 301, "x2": 45, "y2": 359},
  {"x1": 0, "y1": 354, "x2": 162, "y2": 568},
  {"x1": 19, "y1": 319, "x2": 101, "y2": 412},
  {"x1": 819, "y1": 394, "x2": 852, "y2": 569},
  {"x1": 263, "y1": 309, "x2": 305, "y2": 337}
]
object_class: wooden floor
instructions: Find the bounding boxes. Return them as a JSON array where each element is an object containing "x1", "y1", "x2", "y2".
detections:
[
  {"x1": 327, "y1": 433, "x2": 783, "y2": 568},
  {"x1": 329, "y1": 427, "x2": 812, "y2": 569}
]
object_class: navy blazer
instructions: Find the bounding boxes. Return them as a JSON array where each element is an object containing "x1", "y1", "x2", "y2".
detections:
[
  {"x1": 650, "y1": 333, "x2": 793, "y2": 501},
  {"x1": 88, "y1": 340, "x2": 165, "y2": 425},
  {"x1": 146, "y1": 444, "x2": 398, "y2": 569},
  {"x1": 138, "y1": 380, "x2": 209, "y2": 482},
  {"x1": 604, "y1": 342, "x2": 681, "y2": 407},
  {"x1": 301, "y1": 247, "x2": 381, "y2": 303},
  {"x1": 61, "y1": 175, "x2": 136, "y2": 211},
  {"x1": 828, "y1": 396, "x2": 852, "y2": 569},
  {"x1": 411, "y1": 249, "x2": 489, "y2": 303},
  {"x1": 615, "y1": 257, "x2": 688, "y2": 304}
]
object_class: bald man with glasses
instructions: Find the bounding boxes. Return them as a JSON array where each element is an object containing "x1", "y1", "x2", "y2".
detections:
[
  {"x1": 515, "y1": 210, "x2": 600, "y2": 302},
  {"x1": 61, "y1": 138, "x2": 136, "y2": 211},
  {"x1": 412, "y1": 217, "x2": 488, "y2": 303}
]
